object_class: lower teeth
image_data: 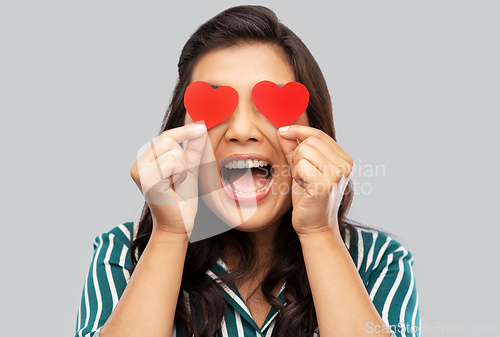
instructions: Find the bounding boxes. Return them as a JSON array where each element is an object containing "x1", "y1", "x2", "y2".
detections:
[{"x1": 225, "y1": 175, "x2": 272, "y2": 195}]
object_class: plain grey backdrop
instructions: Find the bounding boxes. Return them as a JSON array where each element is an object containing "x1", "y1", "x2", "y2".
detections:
[{"x1": 1, "y1": 0, "x2": 499, "y2": 336}]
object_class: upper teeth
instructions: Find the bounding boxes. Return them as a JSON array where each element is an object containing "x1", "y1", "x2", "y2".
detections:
[{"x1": 224, "y1": 159, "x2": 269, "y2": 169}]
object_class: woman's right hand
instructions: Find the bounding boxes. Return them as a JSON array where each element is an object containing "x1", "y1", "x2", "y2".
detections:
[{"x1": 130, "y1": 123, "x2": 208, "y2": 237}]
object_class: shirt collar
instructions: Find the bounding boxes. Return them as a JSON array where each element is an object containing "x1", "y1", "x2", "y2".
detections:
[{"x1": 205, "y1": 258, "x2": 286, "y2": 334}]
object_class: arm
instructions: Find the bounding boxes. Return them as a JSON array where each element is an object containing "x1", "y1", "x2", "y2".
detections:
[
  {"x1": 276, "y1": 126, "x2": 401, "y2": 336},
  {"x1": 75, "y1": 223, "x2": 188, "y2": 337},
  {"x1": 98, "y1": 229, "x2": 188, "y2": 337},
  {"x1": 77, "y1": 123, "x2": 207, "y2": 336},
  {"x1": 299, "y1": 228, "x2": 393, "y2": 337},
  {"x1": 98, "y1": 123, "x2": 207, "y2": 336}
]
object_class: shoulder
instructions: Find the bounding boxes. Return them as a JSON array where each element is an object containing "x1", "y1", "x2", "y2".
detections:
[
  {"x1": 76, "y1": 221, "x2": 139, "y2": 336},
  {"x1": 93, "y1": 221, "x2": 138, "y2": 249},
  {"x1": 344, "y1": 226, "x2": 420, "y2": 331},
  {"x1": 344, "y1": 226, "x2": 414, "y2": 280},
  {"x1": 90, "y1": 221, "x2": 139, "y2": 271}
]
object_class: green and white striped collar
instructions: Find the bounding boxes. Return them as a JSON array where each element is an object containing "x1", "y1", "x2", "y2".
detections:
[{"x1": 205, "y1": 258, "x2": 287, "y2": 335}]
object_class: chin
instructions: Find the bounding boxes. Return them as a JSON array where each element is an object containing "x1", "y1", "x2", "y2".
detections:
[{"x1": 232, "y1": 212, "x2": 280, "y2": 232}]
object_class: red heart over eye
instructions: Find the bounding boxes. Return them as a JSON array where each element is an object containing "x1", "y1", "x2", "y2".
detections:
[
  {"x1": 184, "y1": 81, "x2": 239, "y2": 129},
  {"x1": 252, "y1": 81, "x2": 309, "y2": 128}
]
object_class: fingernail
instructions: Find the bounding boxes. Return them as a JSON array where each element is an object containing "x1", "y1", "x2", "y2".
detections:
[
  {"x1": 194, "y1": 124, "x2": 207, "y2": 131},
  {"x1": 278, "y1": 126, "x2": 289, "y2": 133}
]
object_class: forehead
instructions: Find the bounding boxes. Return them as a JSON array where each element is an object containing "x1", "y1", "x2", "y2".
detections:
[{"x1": 191, "y1": 43, "x2": 295, "y2": 87}]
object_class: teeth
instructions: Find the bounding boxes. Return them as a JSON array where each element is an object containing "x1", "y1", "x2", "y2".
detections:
[{"x1": 224, "y1": 159, "x2": 269, "y2": 169}]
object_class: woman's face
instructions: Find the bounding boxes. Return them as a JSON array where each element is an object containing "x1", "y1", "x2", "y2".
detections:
[{"x1": 185, "y1": 43, "x2": 309, "y2": 232}]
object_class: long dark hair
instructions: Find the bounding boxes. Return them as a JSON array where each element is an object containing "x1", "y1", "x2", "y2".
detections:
[{"x1": 130, "y1": 5, "x2": 357, "y2": 337}]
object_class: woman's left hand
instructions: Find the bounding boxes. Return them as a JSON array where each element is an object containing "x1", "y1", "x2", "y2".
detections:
[{"x1": 277, "y1": 125, "x2": 354, "y2": 237}]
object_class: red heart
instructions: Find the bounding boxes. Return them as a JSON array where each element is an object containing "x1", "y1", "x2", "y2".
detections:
[
  {"x1": 184, "y1": 81, "x2": 239, "y2": 129},
  {"x1": 252, "y1": 81, "x2": 309, "y2": 128}
]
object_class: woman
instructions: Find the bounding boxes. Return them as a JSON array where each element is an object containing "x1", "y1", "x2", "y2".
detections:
[{"x1": 76, "y1": 5, "x2": 419, "y2": 337}]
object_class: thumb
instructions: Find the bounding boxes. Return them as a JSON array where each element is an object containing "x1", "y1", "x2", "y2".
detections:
[
  {"x1": 183, "y1": 122, "x2": 208, "y2": 179},
  {"x1": 277, "y1": 126, "x2": 299, "y2": 168}
]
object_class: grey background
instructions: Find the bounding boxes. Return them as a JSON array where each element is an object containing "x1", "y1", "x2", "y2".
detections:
[{"x1": 1, "y1": 0, "x2": 498, "y2": 336}]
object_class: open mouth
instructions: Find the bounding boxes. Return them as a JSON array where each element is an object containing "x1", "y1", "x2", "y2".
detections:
[{"x1": 219, "y1": 159, "x2": 274, "y2": 202}]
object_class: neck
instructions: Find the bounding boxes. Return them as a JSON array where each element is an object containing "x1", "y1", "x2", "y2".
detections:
[
  {"x1": 248, "y1": 224, "x2": 278, "y2": 261},
  {"x1": 222, "y1": 218, "x2": 282, "y2": 274}
]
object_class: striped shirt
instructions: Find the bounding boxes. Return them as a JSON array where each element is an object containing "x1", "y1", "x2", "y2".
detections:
[{"x1": 75, "y1": 221, "x2": 420, "y2": 337}]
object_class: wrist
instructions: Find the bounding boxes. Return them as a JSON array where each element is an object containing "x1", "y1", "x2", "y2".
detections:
[
  {"x1": 295, "y1": 217, "x2": 341, "y2": 239},
  {"x1": 150, "y1": 228, "x2": 190, "y2": 245},
  {"x1": 297, "y1": 226, "x2": 344, "y2": 246}
]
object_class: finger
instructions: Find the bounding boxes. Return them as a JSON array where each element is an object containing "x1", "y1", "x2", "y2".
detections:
[
  {"x1": 277, "y1": 129, "x2": 300, "y2": 168},
  {"x1": 137, "y1": 153, "x2": 184, "y2": 196},
  {"x1": 155, "y1": 150, "x2": 188, "y2": 186},
  {"x1": 140, "y1": 123, "x2": 207, "y2": 164},
  {"x1": 293, "y1": 158, "x2": 324, "y2": 195},
  {"x1": 294, "y1": 158, "x2": 351, "y2": 200},
  {"x1": 278, "y1": 125, "x2": 353, "y2": 166},
  {"x1": 136, "y1": 135, "x2": 180, "y2": 172},
  {"x1": 136, "y1": 140, "x2": 187, "y2": 186},
  {"x1": 183, "y1": 129, "x2": 209, "y2": 178},
  {"x1": 143, "y1": 180, "x2": 177, "y2": 206},
  {"x1": 293, "y1": 139, "x2": 353, "y2": 181},
  {"x1": 292, "y1": 142, "x2": 340, "y2": 181}
]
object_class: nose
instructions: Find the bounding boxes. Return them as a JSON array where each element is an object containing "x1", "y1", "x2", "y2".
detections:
[{"x1": 223, "y1": 93, "x2": 263, "y2": 144}]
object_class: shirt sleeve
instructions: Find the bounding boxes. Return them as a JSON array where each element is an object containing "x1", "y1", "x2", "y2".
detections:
[
  {"x1": 75, "y1": 223, "x2": 134, "y2": 337},
  {"x1": 363, "y1": 233, "x2": 421, "y2": 337}
]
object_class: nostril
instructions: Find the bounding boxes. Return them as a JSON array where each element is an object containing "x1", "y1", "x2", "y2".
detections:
[{"x1": 229, "y1": 137, "x2": 258, "y2": 142}]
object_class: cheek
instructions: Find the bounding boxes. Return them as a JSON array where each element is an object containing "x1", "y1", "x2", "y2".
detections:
[
  {"x1": 293, "y1": 111, "x2": 309, "y2": 127},
  {"x1": 184, "y1": 113, "x2": 194, "y2": 125},
  {"x1": 207, "y1": 131, "x2": 219, "y2": 153},
  {"x1": 197, "y1": 167, "x2": 211, "y2": 195},
  {"x1": 205, "y1": 122, "x2": 230, "y2": 154}
]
